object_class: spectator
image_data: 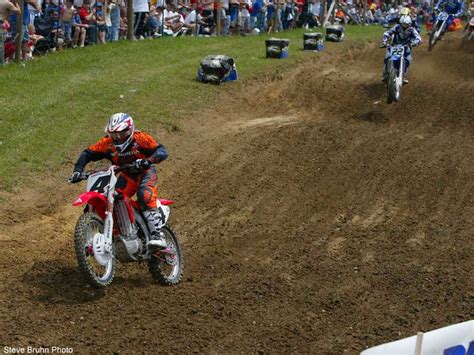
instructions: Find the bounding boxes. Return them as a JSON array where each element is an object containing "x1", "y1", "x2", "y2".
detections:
[
  {"x1": 163, "y1": 2, "x2": 183, "y2": 35},
  {"x1": 1, "y1": 0, "x2": 21, "y2": 62},
  {"x1": 95, "y1": 2, "x2": 106, "y2": 43},
  {"x1": 282, "y1": 0, "x2": 296, "y2": 29},
  {"x1": 80, "y1": 0, "x2": 97, "y2": 44},
  {"x1": 240, "y1": 0, "x2": 251, "y2": 33},
  {"x1": 26, "y1": 0, "x2": 41, "y2": 47},
  {"x1": 221, "y1": 0, "x2": 230, "y2": 35},
  {"x1": 183, "y1": 2, "x2": 199, "y2": 34},
  {"x1": 119, "y1": 4, "x2": 127, "y2": 39},
  {"x1": 145, "y1": 4, "x2": 162, "y2": 37},
  {"x1": 72, "y1": 5, "x2": 87, "y2": 47},
  {"x1": 251, "y1": 0, "x2": 264, "y2": 31},
  {"x1": 266, "y1": 0, "x2": 275, "y2": 32},
  {"x1": 104, "y1": 0, "x2": 112, "y2": 41},
  {"x1": 108, "y1": 0, "x2": 121, "y2": 41},
  {"x1": 228, "y1": 0, "x2": 239, "y2": 34},
  {"x1": 133, "y1": 0, "x2": 149, "y2": 39},
  {"x1": 200, "y1": 0, "x2": 214, "y2": 30},
  {"x1": 366, "y1": 3, "x2": 375, "y2": 24},
  {"x1": 61, "y1": 0, "x2": 74, "y2": 44},
  {"x1": 9, "y1": 0, "x2": 39, "y2": 60}
]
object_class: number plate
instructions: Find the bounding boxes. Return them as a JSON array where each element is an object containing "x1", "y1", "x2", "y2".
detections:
[
  {"x1": 390, "y1": 45, "x2": 404, "y2": 56},
  {"x1": 87, "y1": 171, "x2": 110, "y2": 194},
  {"x1": 438, "y1": 12, "x2": 448, "y2": 21}
]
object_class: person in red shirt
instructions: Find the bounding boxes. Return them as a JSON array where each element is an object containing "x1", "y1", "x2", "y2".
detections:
[
  {"x1": 79, "y1": 1, "x2": 98, "y2": 44},
  {"x1": 70, "y1": 113, "x2": 168, "y2": 249}
]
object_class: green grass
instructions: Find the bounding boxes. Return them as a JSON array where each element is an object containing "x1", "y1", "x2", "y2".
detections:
[{"x1": 0, "y1": 26, "x2": 383, "y2": 189}]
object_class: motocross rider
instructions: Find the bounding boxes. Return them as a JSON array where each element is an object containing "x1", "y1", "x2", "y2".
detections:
[
  {"x1": 69, "y1": 113, "x2": 168, "y2": 249},
  {"x1": 381, "y1": 15, "x2": 422, "y2": 84},
  {"x1": 432, "y1": 0, "x2": 465, "y2": 31},
  {"x1": 400, "y1": 6, "x2": 420, "y2": 32}
]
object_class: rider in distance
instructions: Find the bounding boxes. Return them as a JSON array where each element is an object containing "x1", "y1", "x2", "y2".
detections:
[{"x1": 433, "y1": 0, "x2": 465, "y2": 31}]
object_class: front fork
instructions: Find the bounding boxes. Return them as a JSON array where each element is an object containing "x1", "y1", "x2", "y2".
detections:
[
  {"x1": 103, "y1": 211, "x2": 114, "y2": 253},
  {"x1": 93, "y1": 190, "x2": 115, "y2": 265}
]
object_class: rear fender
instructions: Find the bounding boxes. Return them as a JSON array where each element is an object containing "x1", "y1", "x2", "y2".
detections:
[{"x1": 73, "y1": 191, "x2": 107, "y2": 220}]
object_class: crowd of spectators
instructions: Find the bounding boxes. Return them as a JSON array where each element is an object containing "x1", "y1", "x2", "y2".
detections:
[{"x1": 0, "y1": 0, "x2": 447, "y2": 62}]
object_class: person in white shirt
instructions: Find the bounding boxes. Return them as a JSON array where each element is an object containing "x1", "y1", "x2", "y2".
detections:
[
  {"x1": 133, "y1": 0, "x2": 149, "y2": 38},
  {"x1": 240, "y1": 0, "x2": 251, "y2": 33},
  {"x1": 221, "y1": 0, "x2": 230, "y2": 34},
  {"x1": 163, "y1": 2, "x2": 184, "y2": 35},
  {"x1": 183, "y1": 2, "x2": 199, "y2": 33}
]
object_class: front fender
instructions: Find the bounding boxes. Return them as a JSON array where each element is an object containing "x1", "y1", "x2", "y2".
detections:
[{"x1": 73, "y1": 191, "x2": 107, "y2": 220}]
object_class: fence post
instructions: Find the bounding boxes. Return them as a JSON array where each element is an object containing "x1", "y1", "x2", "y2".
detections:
[
  {"x1": 275, "y1": 0, "x2": 280, "y2": 32},
  {"x1": 15, "y1": 0, "x2": 24, "y2": 63},
  {"x1": 320, "y1": 0, "x2": 326, "y2": 25},
  {"x1": 0, "y1": 21, "x2": 5, "y2": 65},
  {"x1": 216, "y1": 0, "x2": 221, "y2": 35},
  {"x1": 127, "y1": 0, "x2": 134, "y2": 40}
]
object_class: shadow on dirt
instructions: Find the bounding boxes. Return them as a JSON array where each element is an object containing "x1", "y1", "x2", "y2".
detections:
[
  {"x1": 112, "y1": 274, "x2": 152, "y2": 289},
  {"x1": 362, "y1": 82, "x2": 385, "y2": 100},
  {"x1": 355, "y1": 110, "x2": 387, "y2": 124},
  {"x1": 22, "y1": 260, "x2": 106, "y2": 305}
]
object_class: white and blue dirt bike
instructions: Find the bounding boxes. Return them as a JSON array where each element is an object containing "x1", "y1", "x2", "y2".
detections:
[
  {"x1": 70, "y1": 163, "x2": 183, "y2": 288},
  {"x1": 429, "y1": 11, "x2": 450, "y2": 51},
  {"x1": 383, "y1": 44, "x2": 406, "y2": 104}
]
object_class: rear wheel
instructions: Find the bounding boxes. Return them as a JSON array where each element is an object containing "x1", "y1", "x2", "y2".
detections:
[
  {"x1": 148, "y1": 225, "x2": 183, "y2": 286},
  {"x1": 74, "y1": 212, "x2": 115, "y2": 288}
]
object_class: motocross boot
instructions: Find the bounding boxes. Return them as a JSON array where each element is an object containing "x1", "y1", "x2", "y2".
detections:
[{"x1": 143, "y1": 209, "x2": 167, "y2": 249}]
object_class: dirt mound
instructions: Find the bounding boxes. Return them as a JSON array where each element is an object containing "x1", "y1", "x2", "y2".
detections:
[{"x1": 1, "y1": 36, "x2": 473, "y2": 353}]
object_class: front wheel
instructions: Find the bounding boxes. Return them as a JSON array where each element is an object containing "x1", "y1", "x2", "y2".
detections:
[
  {"x1": 148, "y1": 225, "x2": 183, "y2": 286},
  {"x1": 462, "y1": 26, "x2": 472, "y2": 47},
  {"x1": 387, "y1": 61, "x2": 400, "y2": 103},
  {"x1": 429, "y1": 21, "x2": 444, "y2": 51},
  {"x1": 74, "y1": 212, "x2": 115, "y2": 288}
]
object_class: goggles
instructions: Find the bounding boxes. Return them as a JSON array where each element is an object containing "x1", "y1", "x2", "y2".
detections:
[{"x1": 109, "y1": 130, "x2": 130, "y2": 142}]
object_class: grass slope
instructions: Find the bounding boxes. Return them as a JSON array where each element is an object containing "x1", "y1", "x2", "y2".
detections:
[{"x1": 0, "y1": 26, "x2": 382, "y2": 189}]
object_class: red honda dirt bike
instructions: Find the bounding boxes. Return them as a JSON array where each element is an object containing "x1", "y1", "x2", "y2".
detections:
[{"x1": 70, "y1": 163, "x2": 183, "y2": 288}]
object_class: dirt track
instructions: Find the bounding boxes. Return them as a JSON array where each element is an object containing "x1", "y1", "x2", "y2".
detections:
[{"x1": 1, "y1": 34, "x2": 473, "y2": 354}]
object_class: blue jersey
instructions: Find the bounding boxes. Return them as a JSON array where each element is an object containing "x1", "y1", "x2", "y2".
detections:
[
  {"x1": 435, "y1": 0, "x2": 464, "y2": 16},
  {"x1": 383, "y1": 24, "x2": 422, "y2": 47}
]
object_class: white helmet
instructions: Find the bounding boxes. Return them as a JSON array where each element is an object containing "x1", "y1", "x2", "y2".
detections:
[
  {"x1": 105, "y1": 113, "x2": 135, "y2": 152},
  {"x1": 399, "y1": 15, "x2": 412, "y2": 30}
]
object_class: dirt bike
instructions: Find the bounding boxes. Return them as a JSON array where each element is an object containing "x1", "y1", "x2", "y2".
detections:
[
  {"x1": 462, "y1": 16, "x2": 474, "y2": 46},
  {"x1": 429, "y1": 11, "x2": 450, "y2": 51},
  {"x1": 70, "y1": 163, "x2": 183, "y2": 288},
  {"x1": 383, "y1": 44, "x2": 406, "y2": 104}
]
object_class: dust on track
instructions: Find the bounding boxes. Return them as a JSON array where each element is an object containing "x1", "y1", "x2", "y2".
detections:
[{"x1": 1, "y1": 34, "x2": 473, "y2": 354}]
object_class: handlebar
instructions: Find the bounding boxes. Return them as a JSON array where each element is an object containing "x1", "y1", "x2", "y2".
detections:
[{"x1": 69, "y1": 162, "x2": 142, "y2": 183}]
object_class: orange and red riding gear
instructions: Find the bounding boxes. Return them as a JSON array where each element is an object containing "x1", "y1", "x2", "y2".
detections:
[{"x1": 73, "y1": 131, "x2": 168, "y2": 210}]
